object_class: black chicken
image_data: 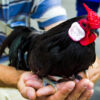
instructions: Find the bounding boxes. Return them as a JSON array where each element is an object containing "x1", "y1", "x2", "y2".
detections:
[{"x1": 0, "y1": 4, "x2": 100, "y2": 86}]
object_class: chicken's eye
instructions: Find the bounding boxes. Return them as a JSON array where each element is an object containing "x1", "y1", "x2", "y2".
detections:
[{"x1": 82, "y1": 23, "x2": 86, "y2": 27}]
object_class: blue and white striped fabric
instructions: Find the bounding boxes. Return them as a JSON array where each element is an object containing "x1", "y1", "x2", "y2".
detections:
[
  {"x1": 0, "y1": 0, "x2": 67, "y2": 63},
  {"x1": 31, "y1": 0, "x2": 67, "y2": 29},
  {"x1": 0, "y1": 0, "x2": 67, "y2": 29}
]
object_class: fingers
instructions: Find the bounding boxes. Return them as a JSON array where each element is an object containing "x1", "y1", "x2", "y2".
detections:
[
  {"x1": 88, "y1": 67, "x2": 100, "y2": 83},
  {"x1": 37, "y1": 81, "x2": 75, "y2": 100},
  {"x1": 18, "y1": 78, "x2": 36, "y2": 100},
  {"x1": 79, "y1": 89, "x2": 94, "y2": 100},
  {"x1": 18, "y1": 72, "x2": 94, "y2": 100},
  {"x1": 49, "y1": 81, "x2": 75, "y2": 100},
  {"x1": 24, "y1": 74, "x2": 40, "y2": 81},
  {"x1": 90, "y1": 73, "x2": 100, "y2": 83},
  {"x1": 24, "y1": 73, "x2": 43, "y2": 89},
  {"x1": 66, "y1": 79, "x2": 93, "y2": 100},
  {"x1": 25, "y1": 80, "x2": 43, "y2": 89},
  {"x1": 17, "y1": 72, "x2": 36, "y2": 100},
  {"x1": 36, "y1": 79, "x2": 94, "y2": 100},
  {"x1": 36, "y1": 85, "x2": 56, "y2": 97},
  {"x1": 20, "y1": 87, "x2": 36, "y2": 100},
  {"x1": 79, "y1": 80, "x2": 94, "y2": 100},
  {"x1": 88, "y1": 67, "x2": 100, "y2": 78}
]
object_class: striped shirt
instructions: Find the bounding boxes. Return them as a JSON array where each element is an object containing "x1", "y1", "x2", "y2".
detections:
[{"x1": 0, "y1": 0, "x2": 67, "y2": 29}]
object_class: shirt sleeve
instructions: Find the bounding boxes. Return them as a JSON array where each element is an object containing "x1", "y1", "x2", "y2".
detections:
[{"x1": 31, "y1": 0, "x2": 67, "y2": 29}]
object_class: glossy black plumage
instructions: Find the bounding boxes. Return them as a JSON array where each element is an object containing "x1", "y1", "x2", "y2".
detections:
[{"x1": 0, "y1": 15, "x2": 96, "y2": 79}]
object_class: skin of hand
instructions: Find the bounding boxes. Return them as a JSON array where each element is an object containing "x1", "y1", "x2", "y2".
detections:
[
  {"x1": 18, "y1": 72, "x2": 94, "y2": 100},
  {"x1": 44, "y1": 21, "x2": 64, "y2": 31}
]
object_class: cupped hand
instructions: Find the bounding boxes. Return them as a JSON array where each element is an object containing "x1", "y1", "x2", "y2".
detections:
[
  {"x1": 23, "y1": 72, "x2": 94, "y2": 100},
  {"x1": 35, "y1": 79, "x2": 94, "y2": 100}
]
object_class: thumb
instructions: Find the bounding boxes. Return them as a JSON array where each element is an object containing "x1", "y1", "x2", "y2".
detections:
[{"x1": 25, "y1": 87, "x2": 36, "y2": 100}]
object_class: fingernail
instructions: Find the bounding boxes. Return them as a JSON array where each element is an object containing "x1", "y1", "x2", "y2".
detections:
[
  {"x1": 68, "y1": 82, "x2": 75, "y2": 90},
  {"x1": 87, "y1": 89, "x2": 94, "y2": 96},
  {"x1": 27, "y1": 89, "x2": 36, "y2": 100},
  {"x1": 83, "y1": 79, "x2": 89, "y2": 88},
  {"x1": 88, "y1": 82, "x2": 94, "y2": 90}
]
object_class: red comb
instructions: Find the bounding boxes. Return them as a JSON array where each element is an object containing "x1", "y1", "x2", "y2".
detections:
[{"x1": 83, "y1": 3, "x2": 100, "y2": 29}]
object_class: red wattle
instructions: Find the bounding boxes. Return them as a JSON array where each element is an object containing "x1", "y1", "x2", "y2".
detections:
[{"x1": 80, "y1": 32, "x2": 96, "y2": 46}]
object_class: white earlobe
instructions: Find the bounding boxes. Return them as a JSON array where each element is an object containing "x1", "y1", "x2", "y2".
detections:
[{"x1": 68, "y1": 22, "x2": 85, "y2": 41}]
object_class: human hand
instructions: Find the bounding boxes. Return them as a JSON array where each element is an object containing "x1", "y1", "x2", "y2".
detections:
[
  {"x1": 35, "y1": 79, "x2": 94, "y2": 100},
  {"x1": 65, "y1": 79, "x2": 94, "y2": 100},
  {"x1": 17, "y1": 72, "x2": 42, "y2": 100},
  {"x1": 24, "y1": 72, "x2": 94, "y2": 100}
]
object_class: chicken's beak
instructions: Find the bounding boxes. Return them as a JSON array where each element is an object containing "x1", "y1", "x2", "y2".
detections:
[{"x1": 91, "y1": 29, "x2": 99, "y2": 37}]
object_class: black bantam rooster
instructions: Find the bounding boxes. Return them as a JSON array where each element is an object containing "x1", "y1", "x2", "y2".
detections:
[{"x1": 0, "y1": 4, "x2": 100, "y2": 86}]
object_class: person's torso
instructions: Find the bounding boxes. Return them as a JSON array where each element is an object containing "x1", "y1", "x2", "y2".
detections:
[{"x1": 0, "y1": 0, "x2": 43, "y2": 27}]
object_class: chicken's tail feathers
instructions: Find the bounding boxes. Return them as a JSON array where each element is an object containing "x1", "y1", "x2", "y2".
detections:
[
  {"x1": 0, "y1": 26, "x2": 37, "y2": 57},
  {"x1": 0, "y1": 26, "x2": 41, "y2": 71}
]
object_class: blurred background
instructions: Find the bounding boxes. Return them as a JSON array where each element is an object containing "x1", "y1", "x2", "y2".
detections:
[{"x1": 62, "y1": 0, "x2": 100, "y2": 100}]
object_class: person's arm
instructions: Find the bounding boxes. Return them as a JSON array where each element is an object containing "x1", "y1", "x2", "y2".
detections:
[
  {"x1": 0, "y1": 64, "x2": 24, "y2": 87},
  {"x1": 44, "y1": 21, "x2": 64, "y2": 31}
]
